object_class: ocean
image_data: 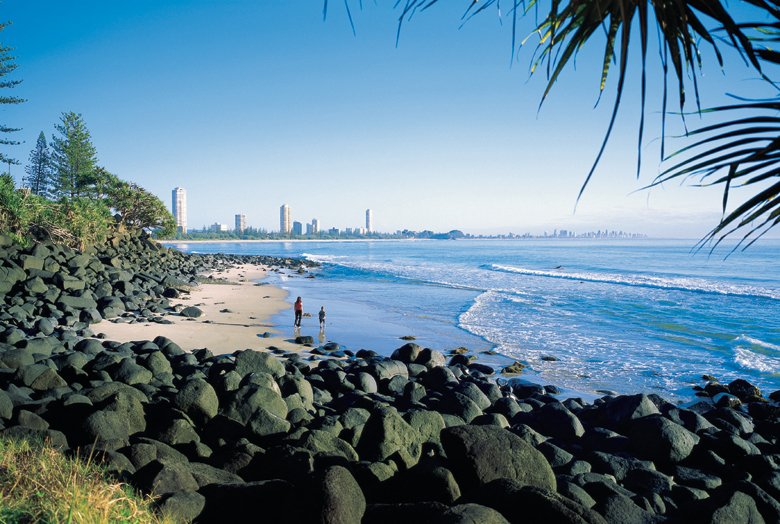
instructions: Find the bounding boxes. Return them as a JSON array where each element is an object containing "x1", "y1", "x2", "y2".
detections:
[{"x1": 173, "y1": 239, "x2": 780, "y2": 401}]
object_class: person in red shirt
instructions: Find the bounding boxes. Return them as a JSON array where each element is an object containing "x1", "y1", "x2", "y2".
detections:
[{"x1": 294, "y1": 296, "x2": 303, "y2": 327}]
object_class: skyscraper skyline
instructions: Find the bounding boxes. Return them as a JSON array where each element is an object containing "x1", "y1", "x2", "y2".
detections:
[
  {"x1": 172, "y1": 187, "x2": 187, "y2": 234},
  {"x1": 366, "y1": 209, "x2": 373, "y2": 233},
  {"x1": 280, "y1": 204, "x2": 291, "y2": 235}
]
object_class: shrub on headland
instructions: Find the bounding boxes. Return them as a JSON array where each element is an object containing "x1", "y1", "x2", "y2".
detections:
[
  {"x1": 0, "y1": 171, "x2": 173, "y2": 249},
  {"x1": 0, "y1": 437, "x2": 170, "y2": 524},
  {"x1": 2, "y1": 110, "x2": 175, "y2": 249}
]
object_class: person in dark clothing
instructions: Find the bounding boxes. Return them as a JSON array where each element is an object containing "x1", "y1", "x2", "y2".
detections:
[
  {"x1": 319, "y1": 306, "x2": 326, "y2": 330},
  {"x1": 294, "y1": 296, "x2": 303, "y2": 327}
]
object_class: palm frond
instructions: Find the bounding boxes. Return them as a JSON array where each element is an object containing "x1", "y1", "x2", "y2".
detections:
[{"x1": 653, "y1": 98, "x2": 780, "y2": 252}]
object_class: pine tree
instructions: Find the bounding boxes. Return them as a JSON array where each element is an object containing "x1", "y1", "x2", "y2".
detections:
[
  {"x1": 23, "y1": 131, "x2": 52, "y2": 196},
  {"x1": 0, "y1": 21, "x2": 24, "y2": 170},
  {"x1": 51, "y1": 112, "x2": 98, "y2": 199}
]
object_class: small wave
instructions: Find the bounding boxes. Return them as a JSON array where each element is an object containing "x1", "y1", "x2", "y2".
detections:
[
  {"x1": 490, "y1": 264, "x2": 780, "y2": 300},
  {"x1": 302, "y1": 255, "x2": 535, "y2": 298},
  {"x1": 733, "y1": 335, "x2": 780, "y2": 353},
  {"x1": 733, "y1": 348, "x2": 780, "y2": 374},
  {"x1": 302, "y1": 253, "x2": 348, "y2": 264}
]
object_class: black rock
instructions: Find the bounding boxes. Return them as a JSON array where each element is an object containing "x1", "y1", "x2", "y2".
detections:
[
  {"x1": 133, "y1": 459, "x2": 199, "y2": 496},
  {"x1": 180, "y1": 306, "x2": 203, "y2": 318},
  {"x1": 440, "y1": 425, "x2": 556, "y2": 495},
  {"x1": 468, "y1": 480, "x2": 607, "y2": 524},
  {"x1": 310, "y1": 465, "x2": 366, "y2": 523},
  {"x1": 628, "y1": 415, "x2": 699, "y2": 464}
]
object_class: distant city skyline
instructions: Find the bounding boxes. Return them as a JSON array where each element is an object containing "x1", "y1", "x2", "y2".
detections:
[
  {"x1": 178, "y1": 191, "x2": 379, "y2": 234},
  {"x1": 168, "y1": 190, "x2": 652, "y2": 238}
]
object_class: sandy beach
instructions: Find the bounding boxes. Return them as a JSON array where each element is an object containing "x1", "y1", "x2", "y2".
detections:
[{"x1": 93, "y1": 264, "x2": 306, "y2": 355}]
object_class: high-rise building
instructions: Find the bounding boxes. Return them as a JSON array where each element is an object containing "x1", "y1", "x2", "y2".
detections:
[
  {"x1": 365, "y1": 208, "x2": 373, "y2": 233},
  {"x1": 172, "y1": 187, "x2": 187, "y2": 234},
  {"x1": 305, "y1": 223, "x2": 313, "y2": 235},
  {"x1": 292, "y1": 221, "x2": 303, "y2": 236},
  {"x1": 280, "y1": 204, "x2": 291, "y2": 235},
  {"x1": 235, "y1": 214, "x2": 246, "y2": 233},
  {"x1": 311, "y1": 218, "x2": 320, "y2": 234}
]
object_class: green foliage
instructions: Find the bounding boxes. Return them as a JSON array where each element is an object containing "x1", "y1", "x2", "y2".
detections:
[
  {"x1": 51, "y1": 111, "x2": 98, "y2": 198},
  {"x1": 0, "y1": 21, "x2": 24, "y2": 167},
  {"x1": 24, "y1": 131, "x2": 53, "y2": 196},
  {"x1": 0, "y1": 437, "x2": 172, "y2": 524},
  {"x1": 56, "y1": 196, "x2": 113, "y2": 250},
  {"x1": 0, "y1": 173, "x2": 48, "y2": 245},
  {"x1": 103, "y1": 172, "x2": 176, "y2": 237}
]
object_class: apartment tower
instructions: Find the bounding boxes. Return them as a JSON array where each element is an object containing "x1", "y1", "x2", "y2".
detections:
[
  {"x1": 280, "y1": 204, "x2": 291, "y2": 235},
  {"x1": 172, "y1": 187, "x2": 187, "y2": 234},
  {"x1": 365, "y1": 208, "x2": 373, "y2": 233},
  {"x1": 235, "y1": 214, "x2": 246, "y2": 234}
]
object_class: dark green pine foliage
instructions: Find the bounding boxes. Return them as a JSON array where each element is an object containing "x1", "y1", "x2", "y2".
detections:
[
  {"x1": 0, "y1": 21, "x2": 24, "y2": 168},
  {"x1": 51, "y1": 112, "x2": 98, "y2": 199},
  {"x1": 23, "y1": 131, "x2": 52, "y2": 196}
]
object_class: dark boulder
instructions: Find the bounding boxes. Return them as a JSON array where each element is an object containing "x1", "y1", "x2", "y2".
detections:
[
  {"x1": 440, "y1": 425, "x2": 556, "y2": 495},
  {"x1": 157, "y1": 491, "x2": 206, "y2": 522},
  {"x1": 357, "y1": 407, "x2": 422, "y2": 464},
  {"x1": 134, "y1": 459, "x2": 199, "y2": 495},
  {"x1": 111, "y1": 358, "x2": 153, "y2": 385},
  {"x1": 598, "y1": 394, "x2": 660, "y2": 429},
  {"x1": 188, "y1": 462, "x2": 243, "y2": 488},
  {"x1": 532, "y1": 402, "x2": 585, "y2": 440},
  {"x1": 180, "y1": 306, "x2": 203, "y2": 318},
  {"x1": 310, "y1": 465, "x2": 366, "y2": 524},
  {"x1": 594, "y1": 493, "x2": 661, "y2": 524},
  {"x1": 468, "y1": 479, "x2": 607, "y2": 524},
  {"x1": 234, "y1": 350, "x2": 285, "y2": 378},
  {"x1": 391, "y1": 343, "x2": 421, "y2": 364},
  {"x1": 628, "y1": 415, "x2": 699, "y2": 463},
  {"x1": 175, "y1": 378, "x2": 219, "y2": 425}
]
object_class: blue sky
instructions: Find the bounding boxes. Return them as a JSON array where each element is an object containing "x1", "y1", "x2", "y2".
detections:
[{"x1": 2, "y1": 1, "x2": 776, "y2": 236}]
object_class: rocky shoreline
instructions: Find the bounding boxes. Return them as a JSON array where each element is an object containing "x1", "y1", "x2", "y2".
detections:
[{"x1": 0, "y1": 234, "x2": 778, "y2": 523}]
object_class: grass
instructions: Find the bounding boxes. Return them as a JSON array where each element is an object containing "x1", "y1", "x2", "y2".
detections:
[{"x1": 0, "y1": 438, "x2": 171, "y2": 524}]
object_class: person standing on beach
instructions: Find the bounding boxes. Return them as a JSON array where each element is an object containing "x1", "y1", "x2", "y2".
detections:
[
  {"x1": 294, "y1": 297, "x2": 303, "y2": 327},
  {"x1": 319, "y1": 306, "x2": 326, "y2": 330}
]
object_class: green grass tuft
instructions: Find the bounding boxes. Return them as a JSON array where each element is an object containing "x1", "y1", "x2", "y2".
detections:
[{"x1": 0, "y1": 438, "x2": 172, "y2": 524}]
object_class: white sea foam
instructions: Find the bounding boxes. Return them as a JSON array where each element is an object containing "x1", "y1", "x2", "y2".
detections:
[
  {"x1": 733, "y1": 335, "x2": 780, "y2": 353},
  {"x1": 304, "y1": 254, "x2": 534, "y2": 297},
  {"x1": 733, "y1": 348, "x2": 780, "y2": 374},
  {"x1": 490, "y1": 264, "x2": 780, "y2": 300}
]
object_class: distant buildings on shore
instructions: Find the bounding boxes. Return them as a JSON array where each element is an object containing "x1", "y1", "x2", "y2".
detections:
[
  {"x1": 504, "y1": 229, "x2": 647, "y2": 240},
  {"x1": 171, "y1": 187, "x2": 187, "y2": 234},
  {"x1": 167, "y1": 188, "x2": 645, "y2": 240},
  {"x1": 168, "y1": 190, "x2": 378, "y2": 238},
  {"x1": 274, "y1": 203, "x2": 374, "y2": 238},
  {"x1": 235, "y1": 214, "x2": 246, "y2": 234},
  {"x1": 279, "y1": 204, "x2": 291, "y2": 235}
]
